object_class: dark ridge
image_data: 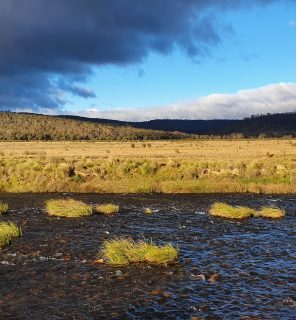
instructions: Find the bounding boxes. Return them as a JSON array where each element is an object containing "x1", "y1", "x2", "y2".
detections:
[{"x1": 61, "y1": 112, "x2": 296, "y2": 137}]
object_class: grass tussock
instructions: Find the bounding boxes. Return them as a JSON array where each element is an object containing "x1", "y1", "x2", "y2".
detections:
[
  {"x1": 0, "y1": 202, "x2": 9, "y2": 214},
  {"x1": 95, "y1": 204, "x2": 119, "y2": 215},
  {"x1": 144, "y1": 208, "x2": 153, "y2": 214},
  {"x1": 101, "y1": 238, "x2": 179, "y2": 266},
  {"x1": 0, "y1": 221, "x2": 21, "y2": 247},
  {"x1": 46, "y1": 199, "x2": 92, "y2": 218},
  {"x1": 255, "y1": 206, "x2": 285, "y2": 218},
  {"x1": 209, "y1": 202, "x2": 255, "y2": 219},
  {"x1": 209, "y1": 202, "x2": 285, "y2": 219}
]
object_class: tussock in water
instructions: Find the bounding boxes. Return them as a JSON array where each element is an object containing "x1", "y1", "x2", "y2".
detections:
[
  {"x1": 46, "y1": 199, "x2": 92, "y2": 218},
  {"x1": 209, "y1": 202, "x2": 255, "y2": 219},
  {"x1": 0, "y1": 202, "x2": 9, "y2": 214},
  {"x1": 0, "y1": 221, "x2": 21, "y2": 247},
  {"x1": 101, "y1": 238, "x2": 178, "y2": 266},
  {"x1": 209, "y1": 202, "x2": 285, "y2": 219},
  {"x1": 255, "y1": 206, "x2": 285, "y2": 218},
  {"x1": 95, "y1": 204, "x2": 119, "y2": 215}
]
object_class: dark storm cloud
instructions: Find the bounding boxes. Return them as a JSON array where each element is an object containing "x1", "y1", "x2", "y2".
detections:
[{"x1": 0, "y1": 0, "x2": 286, "y2": 111}]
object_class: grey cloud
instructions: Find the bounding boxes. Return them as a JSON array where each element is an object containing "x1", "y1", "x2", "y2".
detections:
[
  {"x1": 58, "y1": 80, "x2": 97, "y2": 98},
  {"x1": 0, "y1": 0, "x2": 289, "y2": 111}
]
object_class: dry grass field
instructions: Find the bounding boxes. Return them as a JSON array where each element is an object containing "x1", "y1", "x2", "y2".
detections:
[
  {"x1": 0, "y1": 139, "x2": 296, "y2": 193},
  {"x1": 1, "y1": 139, "x2": 295, "y2": 160}
]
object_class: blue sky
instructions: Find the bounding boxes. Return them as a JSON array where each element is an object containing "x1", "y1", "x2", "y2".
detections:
[{"x1": 0, "y1": 0, "x2": 296, "y2": 120}]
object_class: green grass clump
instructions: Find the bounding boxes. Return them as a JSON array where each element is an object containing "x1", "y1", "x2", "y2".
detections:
[
  {"x1": 95, "y1": 204, "x2": 119, "y2": 215},
  {"x1": 209, "y1": 202, "x2": 256, "y2": 219},
  {"x1": 46, "y1": 199, "x2": 92, "y2": 218},
  {"x1": 101, "y1": 238, "x2": 179, "y2": 266},
  {"x1": 0, "y1": 221, "x2": 21, "y2": 247},
  {"x1": 255, "y1": 206, "x2": 285, "y2": 218},
  {"x1": 0, "y1": 202, "x2": 9, "y2": 214}
]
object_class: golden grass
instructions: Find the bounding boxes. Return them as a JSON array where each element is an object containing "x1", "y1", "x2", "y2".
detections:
[
  {"x1": 101, "y1": 238, "x2": 179, "y2": 266},
  {"x1": 95, "y1": 204, "x2": 119, "y2": 215},
  {"x1": 0, "y1": 202, "x2": 9, "y2": 214},
  {"x1": 209, "y1": 202, "x2": 285, "y2": 219},
  {"x1": 255, "y1": 206, "x2": 285, "y2": 218},
  {"x1": 1, "y1": 139, "x2": 295, "y2": 161},
  {"x1": 0, "y1": 221, "x2": 21, "y2": 247},
  {"x1": 0, "y1": 139, "x2": 296, "y2": 193},
  {"x1": 209, "y1": 202, "x2": 255, "y2": 219},
  {"x1": 46, "y1": 199, "x2": 92, "y2": 217}
]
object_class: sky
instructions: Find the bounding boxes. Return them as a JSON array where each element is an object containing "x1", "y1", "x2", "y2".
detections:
[{"x1": 0, "y1": 0, "x2": 296, "y2": 121}]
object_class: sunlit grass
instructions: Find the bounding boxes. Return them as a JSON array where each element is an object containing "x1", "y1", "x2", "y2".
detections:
[
  {"x1": 95, "y1": 204, "x2": 119, "y2": 215},
  {"x1": 0, "y1": 202, "x2": 9, "y2": 214},
  {"x1": 101, "y1": 238, "x2": 179, "y2": 266},
  {"x1": 209, "y1": 202, "x2": 286, "y2": 219},
  {"x1": 0, "y1": 221, "x2": 21, "y2": 247},
  {"x1": 1, "y1": 139, "x2": 296, "y2": 193},
  {"x1": 255, "y1": 206, "x2": 285, "y2": 218},
  {"x1": 209, "y1": 202, "x2": 256, "y2": 219},
  {"x1": 46, "y1": 199, "x2": 92, "y2": 217}
]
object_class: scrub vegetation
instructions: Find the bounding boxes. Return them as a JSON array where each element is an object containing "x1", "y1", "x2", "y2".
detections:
[
  {"x1": 0, "y1": 139, "x2": 296, "y2": 193},
  {"x1": 0, "y1": 221, "x2": 21, "y2": 247},
  {"x1": 0, "y1": 202, "x2": 9, "y2": 214},
  {"x1": 101, "y1": 238, "x2": 179, "y2": 266},
  {"x1": 209, "y1": 202, "x2": 285, "y2": 219},
  {"x1": 0, "y1": 112, "x2": 188, "y2": 141},
  {"x1": 95, "y1": 204, "x2": 119, "y2": 214},
  {"x1": 46, "y1": 199, "x2": 92, "y2": 217}
]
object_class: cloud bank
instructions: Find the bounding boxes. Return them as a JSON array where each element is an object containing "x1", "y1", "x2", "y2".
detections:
[
  {"x1": 0, "y1": 0, "x2": 287, "y2": 111},
  {"x1": 75, "y1": 83, "x2": 296, "y2": 121}
]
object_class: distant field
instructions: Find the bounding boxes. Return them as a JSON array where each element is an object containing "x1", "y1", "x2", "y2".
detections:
[
  {"x1": 0, "y1": 139, "x2": 296, "y2": 193},
  {"x1": 1, "y1": 139, "x2": 295, "y2": 160}
]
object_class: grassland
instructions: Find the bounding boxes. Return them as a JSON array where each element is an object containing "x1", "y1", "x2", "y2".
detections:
[{"x1": 0, "y1": 139, "x2": 296, "y2": 193}]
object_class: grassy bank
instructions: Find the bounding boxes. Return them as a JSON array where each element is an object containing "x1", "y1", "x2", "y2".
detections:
[{"x1": 0, "y1": 140, "x2": 295, "y2": 193}]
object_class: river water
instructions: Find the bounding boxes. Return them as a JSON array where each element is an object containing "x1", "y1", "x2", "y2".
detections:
[{"x1": 0, "y1": 193, "x2": 295, "y2": 319}]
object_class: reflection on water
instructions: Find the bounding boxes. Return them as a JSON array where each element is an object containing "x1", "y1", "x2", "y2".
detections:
[{"x1": 0, "y1": 193, "x2": 295, "y2": 319}]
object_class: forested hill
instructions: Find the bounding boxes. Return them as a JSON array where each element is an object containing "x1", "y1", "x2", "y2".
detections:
[
  {"x1": 1, "y1": 111, "x2": 295, "y2": 140},
  {"x1": 0, "y1": 112, "x2": 189, "y2": 141},
  {"x1": 61, "y1": 112, "x2": 296, "y2": 137}
]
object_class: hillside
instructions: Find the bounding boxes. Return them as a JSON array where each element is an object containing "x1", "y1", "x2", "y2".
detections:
[
  {"x1": 0, "y1": 112, "x2": 189, "y2": 141},
  {"x1": 62, "y1": 112, "x2": 296, "y2": 137}
]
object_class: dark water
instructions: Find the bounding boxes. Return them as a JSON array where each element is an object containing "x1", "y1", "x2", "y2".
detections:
[{"x1": 0, "y1": 193, "x2": 295, "y2": 320}]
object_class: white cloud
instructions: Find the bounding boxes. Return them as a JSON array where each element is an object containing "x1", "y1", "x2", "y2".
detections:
[{"x1": 72, "y1": 83, "x2": 296, "y2": 121}]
